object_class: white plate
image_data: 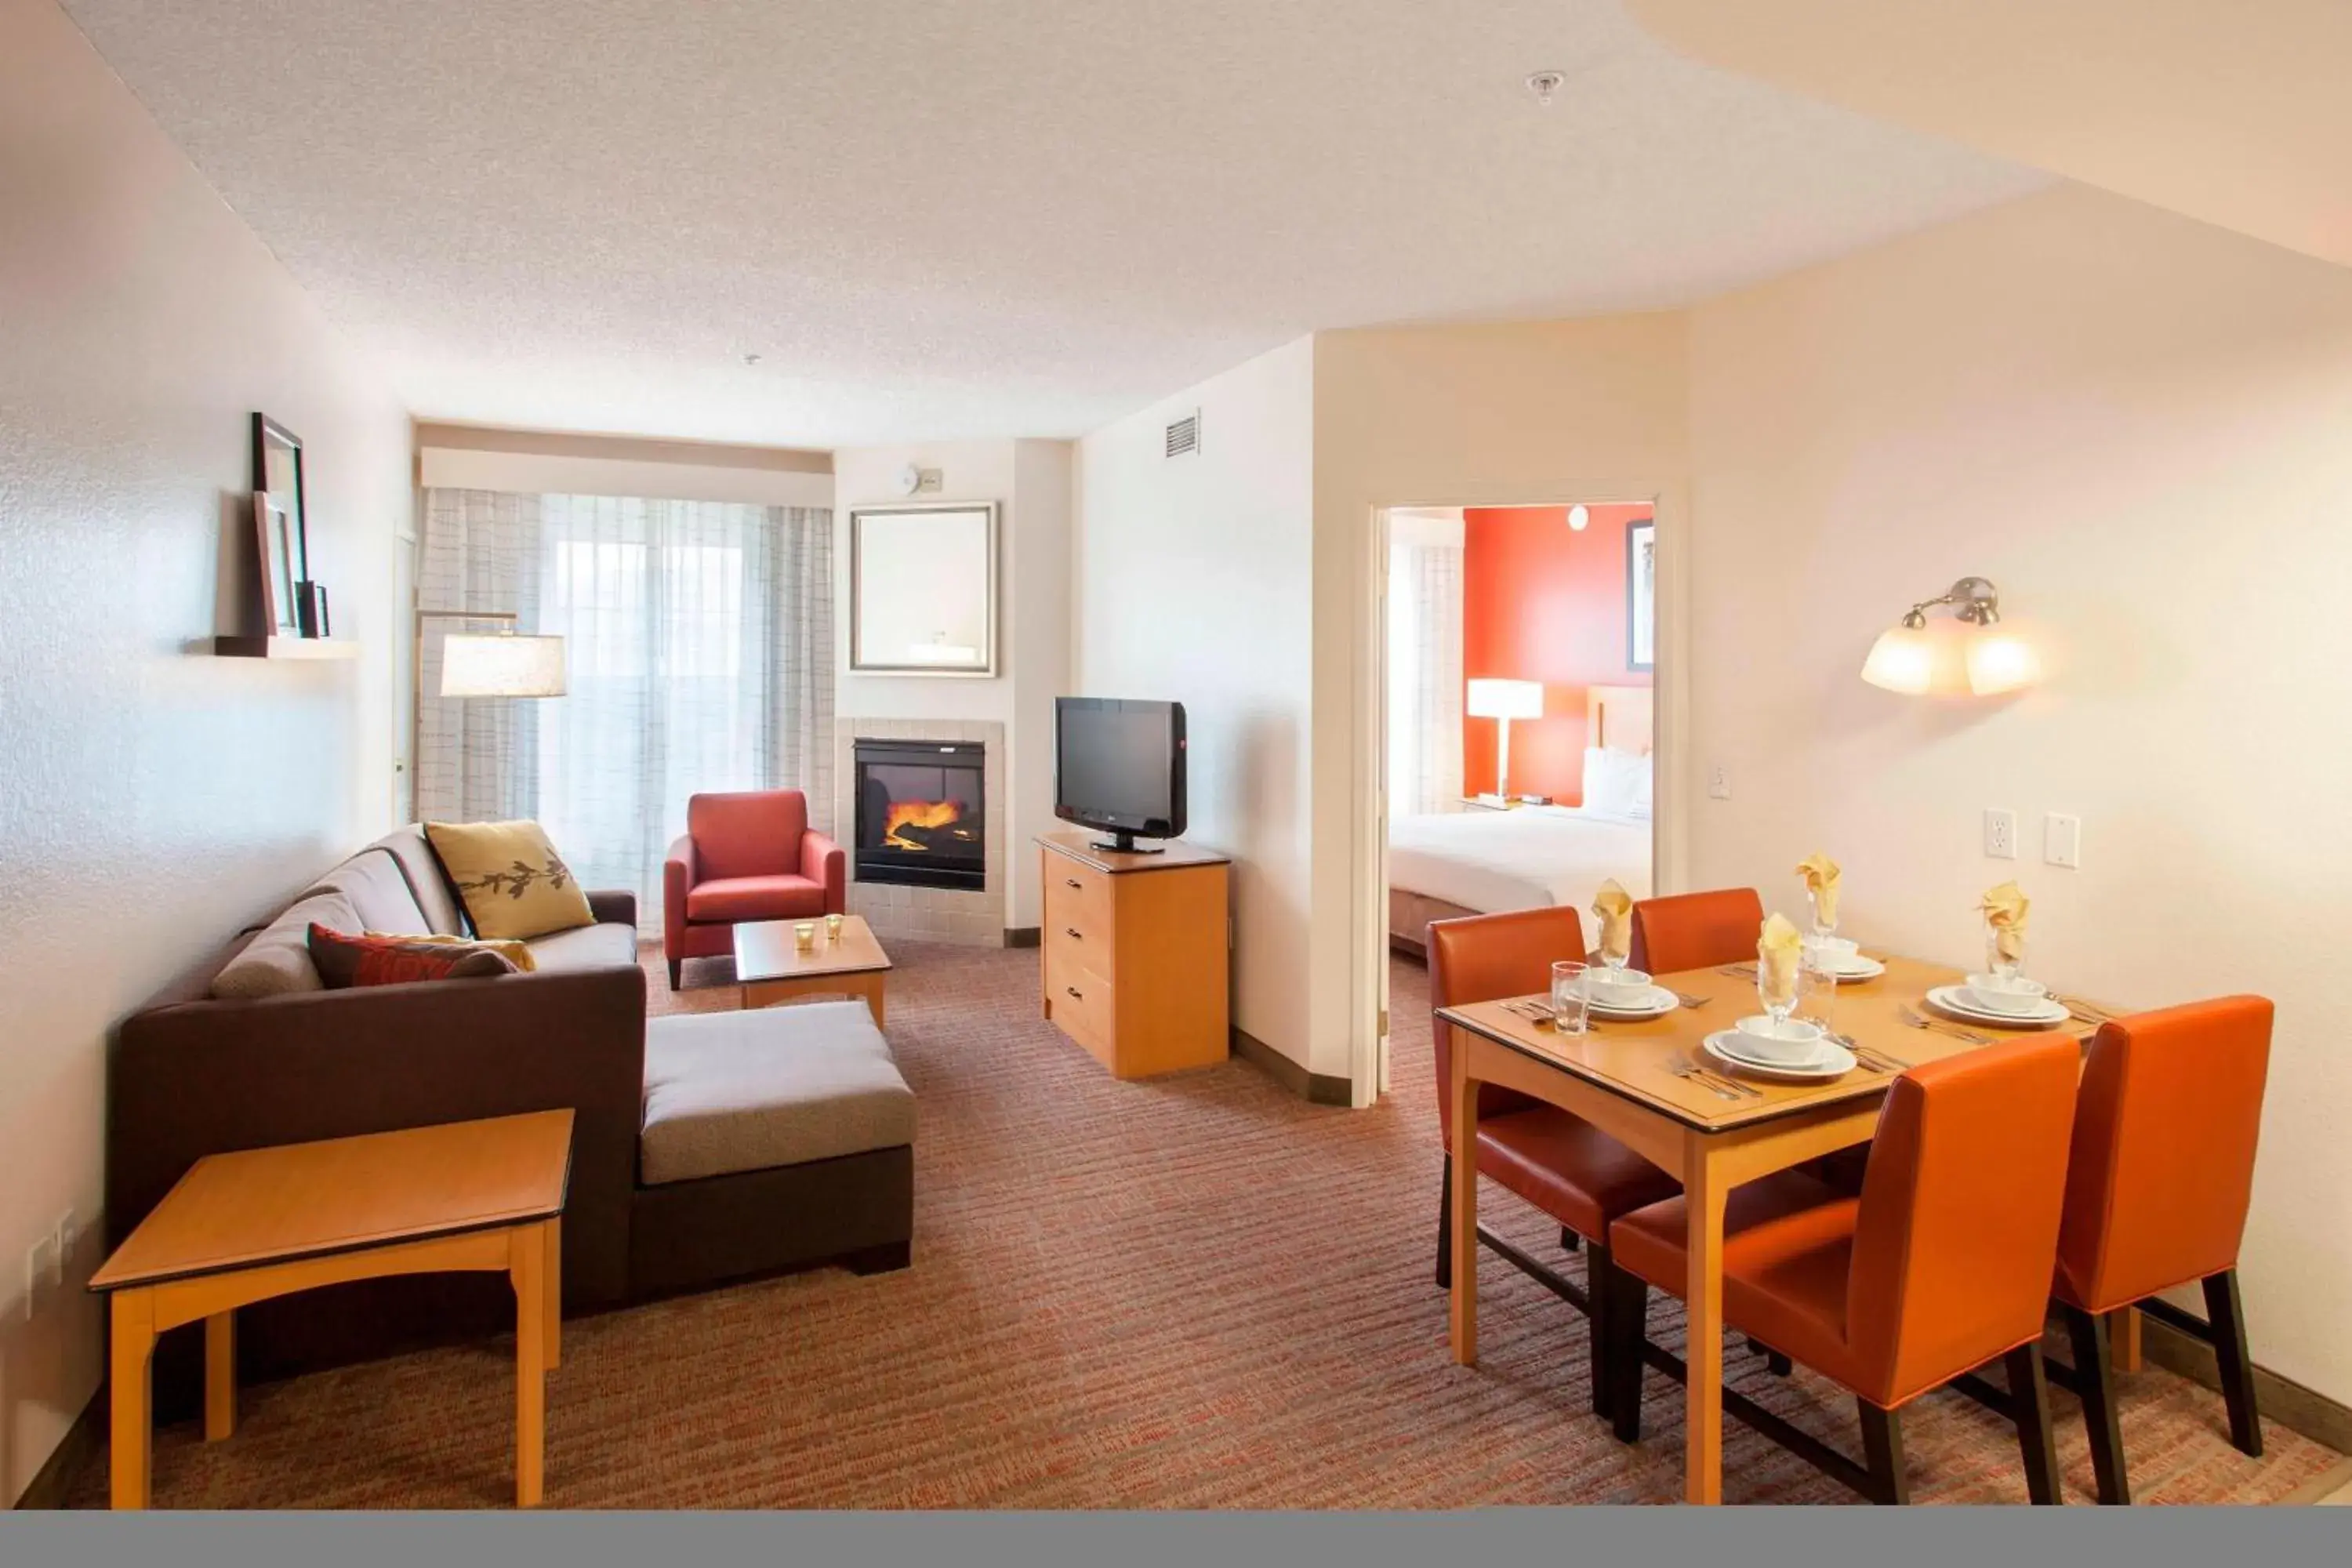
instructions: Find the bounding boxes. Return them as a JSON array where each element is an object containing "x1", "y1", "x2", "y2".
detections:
[
  {"x1": 1925, "y1": 984, "x2": 2069, "y2": 1027},
  {"x1": 1580, "y1": 984, "x2": 1678, "y2": 1019},
  {"x1": 1702, "y1": 1030, "x2": 1857, "y2": 1081},
  {"x1": 1826, "y1": 955, "x2": 1886, "y2": 982}
]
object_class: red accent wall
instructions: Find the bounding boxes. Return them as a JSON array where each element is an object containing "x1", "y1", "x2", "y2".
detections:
[{"x1": 1461, "y1": 504, "x2": 1653, "y2": 804}]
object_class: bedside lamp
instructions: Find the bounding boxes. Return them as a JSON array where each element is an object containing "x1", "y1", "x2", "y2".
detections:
[{"x1": 1467, "y1": 678, "x2": 1544, "y2": 804}]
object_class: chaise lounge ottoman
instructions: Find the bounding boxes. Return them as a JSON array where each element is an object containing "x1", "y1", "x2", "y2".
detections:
[{"x1": 630, "y1": 1001, "x2": 916, "y2": 1297}]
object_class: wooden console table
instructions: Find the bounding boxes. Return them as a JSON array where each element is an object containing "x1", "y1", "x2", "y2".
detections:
[{"x1": 89, "y1": 1111, "x2": 573, "y2": 1508}]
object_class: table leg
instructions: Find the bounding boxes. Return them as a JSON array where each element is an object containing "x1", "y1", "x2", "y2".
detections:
[
  {"x1": 109, "y1": 1290, "x2": 156, "y2": 1509},
  {"x1": 1448, "y1": 1044, "x2": 1479, "y2": 1365},
  {"x1": 543, "y1": 1219, "x2": 562, "y2": 1372},
  {"x1": 1684, "y1": 1138, "x2": 1727, "y2": 1504},
  {"x1": 2111, "y1": 1305, "x2": 2143, "y2": 1374},
  {"x1": 205, "y1": 1311, "x2": 236, "y2": 1441},
  {"x1": 862, "y1": 974, "x2": 887, "y2": 1027},
  {"x1": 510, "y1": 1222, "x2": 549, "y2": 1508}
]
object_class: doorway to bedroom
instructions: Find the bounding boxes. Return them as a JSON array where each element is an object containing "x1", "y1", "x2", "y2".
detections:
[{"x1": 1375, "y1": 502, "x2": 1657, "y2": 1093}]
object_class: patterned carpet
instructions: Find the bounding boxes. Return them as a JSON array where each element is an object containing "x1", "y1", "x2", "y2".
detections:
[{"x1": 72, "y1": 941, "x2": 2342, "y2": 1508}]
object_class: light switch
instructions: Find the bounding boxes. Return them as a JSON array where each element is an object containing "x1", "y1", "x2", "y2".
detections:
[
  {"x1": 2045, "y1": 813, "x2": 2082, "y2": 869},
  {"x1": 1708, "y1": 765, "x2": 1731, "y2": 800}
]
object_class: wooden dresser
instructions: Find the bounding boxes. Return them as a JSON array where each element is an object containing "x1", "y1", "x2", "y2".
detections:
[{"x1": 1037, "y1": 832, "x2": 1231, "y2": 1079}]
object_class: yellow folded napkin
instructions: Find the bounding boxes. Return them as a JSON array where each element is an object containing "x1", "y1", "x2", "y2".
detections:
[
  {"x1": 1758, "y1": 912, "x2": 1802, "y2": 1007},
  {"x1": 1981, "y1": 881, "x2": 2029, "y2": 963},
  {"x1": 1592, "y1": 880, "x2": 1633, "y2": 963},
  {"x1": 1795, "y1": 852, "x2": 1842, "y2": 927}
]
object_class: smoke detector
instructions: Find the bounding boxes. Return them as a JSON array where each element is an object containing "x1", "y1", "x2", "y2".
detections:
[{"x1": 1526, "y1": 70, "x2": 1566, "y2": 107}]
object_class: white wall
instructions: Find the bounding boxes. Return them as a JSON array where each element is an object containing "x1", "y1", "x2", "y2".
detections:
[
  {"x1": 0, "y1": 0, "x2": 408, "y2": 1501},
  {"x1": 1685, "y1": 183, "x2": 2352, "y2": 1404},
  {"x1": 833, "y1": 438, "x2": 1074, "y2": 931},
  {"x1": 1074, "y1": 339, "x2": 1319, "y2": 1067}
]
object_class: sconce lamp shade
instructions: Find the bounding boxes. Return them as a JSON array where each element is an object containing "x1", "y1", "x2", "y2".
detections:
[
  {"x1": 1860, "y1": 623, "x2": 1950, "y2": 695},
  {"x1": 1860, "y1": 576, "x2": 2039, "y2": 697},
  {"x1": 1964, "y1": 629, "x2": 2042, "y2": 695},
  {"x1": 439, "y1": 633, "x2": 568, "y2": 698},
  {"x1": 1466, "y1": 677, "x2": 1544, "y2": 720}
]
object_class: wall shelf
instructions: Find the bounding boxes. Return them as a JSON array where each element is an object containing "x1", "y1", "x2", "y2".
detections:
[{"x1": 212, "y1": 635, "x2": 361, "y2": 660}]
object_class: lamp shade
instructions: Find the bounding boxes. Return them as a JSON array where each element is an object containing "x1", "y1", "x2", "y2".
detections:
[
  {"x1": 1466, "y1": 677, "x2": 1544, "y2": 720},
  {"x1": 1964, "y1": 628, "x2": 2042, "y2": 695},
  {"x1": 439, "y1": 633, "x2": 567, "y2": 698},
  {"x1": 1859, "y1": 624, "x2": 1947, "y2": 695}
]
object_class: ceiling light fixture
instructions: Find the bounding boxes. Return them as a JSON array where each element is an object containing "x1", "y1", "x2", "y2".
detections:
[
  {"x1": 742, "y1": 352, "x2": 763, "y2": 366},
  {"x1": 1568, "y1": 503, "x2": 1590, "y2": 532},
  {"x1": 1860, "y1": 576, "x2": 2041, "y2": 697},
  {"x1": 1526, "y1": 70, "x2": 1566, "y2": 107}
]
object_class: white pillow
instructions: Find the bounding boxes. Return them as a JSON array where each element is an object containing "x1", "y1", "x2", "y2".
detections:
[{"x1": 1583, "y1": 746, "x2": 1652, "y2": 818}]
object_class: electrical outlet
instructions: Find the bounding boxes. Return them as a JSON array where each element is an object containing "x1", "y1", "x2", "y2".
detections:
[
  {"x1": 1984, "y1": 808, "x2": 2017, "y2": 859},
  {"x1": 2045, "y1": 812, "x2": 2082, "y2": 869},
  {"x1": 1708, "y1": 765, "x2": 1732, "y2": 800}
]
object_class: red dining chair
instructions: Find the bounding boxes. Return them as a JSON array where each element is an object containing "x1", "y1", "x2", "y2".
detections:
[
  {"x1": 1603, "y1": 1034, "x2": 2082, "y2": 1503},
  {"x1": 2049, "y1": 996, "x2": 2273, "y2": 1504},
  {"x1": 1428, "y1": 907, "x2": 1681, "y2": 1419},
  {"x1": 1629, "y1": 888, "x2": 1765, "y2": 977}
]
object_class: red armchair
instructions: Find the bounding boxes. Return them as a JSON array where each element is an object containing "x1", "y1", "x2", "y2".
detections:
[{"x1": 664, "y1": 789, "x2": 845, "y2": 989}]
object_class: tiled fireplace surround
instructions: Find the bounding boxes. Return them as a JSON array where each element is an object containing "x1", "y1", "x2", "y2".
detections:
[{"x1": 834, "y1": 717, "x2": 1007, "y2": 946}]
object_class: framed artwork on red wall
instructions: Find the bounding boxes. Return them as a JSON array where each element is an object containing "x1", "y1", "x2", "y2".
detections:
[{"x1": 1627, "y1": 518, "x2": 1656, "y2": 672}]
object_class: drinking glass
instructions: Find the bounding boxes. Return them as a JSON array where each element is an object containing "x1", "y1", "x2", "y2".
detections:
[
  {"x1": 826, "y1": 913, "x2": 845, "y2": 942},
  {"x1": 1550, "y1": 960, "x2": 1592, "y2": 1039},
  {"x1": 1808, "y1": 888, "x2": 1838, "y2": 943},
  {"x1": 793, "y1": 920, "x2": 817, "y2": 953},
  {"x1": 1798, "y1": 949, "x2": 1838, "y2": 1030},
  {"x1": 1599, "y1": 928, "x2": 1630, "y2": 975},
  {"x1": 1986, "y1": 922, "x2": 2024, "y2": 982},
  {"x1": 1756, "y1": 956, "x2": 1800, "y2": 1029}
]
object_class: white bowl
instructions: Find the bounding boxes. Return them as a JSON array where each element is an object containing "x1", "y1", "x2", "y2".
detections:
[
  {"x1": 1583, "y1": 967, "x2": 1654, "y2": 1007},
  {"x1": 1733, "y1": 1013, "x2": 1827, "y2": 1064},
  {"x1": 1962, "y1": 973, "x2": 2049, "y2": 1016},
  {"x1": 1806, "y1": 935, "x2": 1860, "y2": 960}
]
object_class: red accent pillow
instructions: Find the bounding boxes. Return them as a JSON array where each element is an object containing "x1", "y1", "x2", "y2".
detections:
[{"x1": 307, "y1": 924, "x2": 520, "y2": 989}]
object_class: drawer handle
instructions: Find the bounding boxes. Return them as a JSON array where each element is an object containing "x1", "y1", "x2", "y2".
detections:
[
  {"x1": 1065, "y1": 877, "x2": 1083, "y2": 889},
  {"x1": 1065, "y1": 985, "x2": 1083, "y2": 1000},
  {"x1": 1065, "y1": 926, "x2": 1082, "y2": 939}
]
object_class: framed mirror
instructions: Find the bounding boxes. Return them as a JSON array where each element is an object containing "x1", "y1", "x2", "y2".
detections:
[{"x1": 849, "y1": 503, "x2": 998, "y2": 676}]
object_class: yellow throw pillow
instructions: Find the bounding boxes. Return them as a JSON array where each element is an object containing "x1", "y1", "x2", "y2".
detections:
[
  {"x1": 423, "y1": 820, "x2": 596, "y2": 942},
  {"x1": 389, "y1": 932, "x2": 539, "y2": 972}
]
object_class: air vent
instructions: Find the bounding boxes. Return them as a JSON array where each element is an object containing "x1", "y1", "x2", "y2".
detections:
[{"x1": 1164, "y1": 411, "x2": 1200, "y2": 459}]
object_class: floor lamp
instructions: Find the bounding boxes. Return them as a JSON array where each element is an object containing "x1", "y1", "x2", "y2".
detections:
[
  {"x1": 408, "y1": 610, "x2": 568, "y2": 816},
  {"x1": 1466, "y1": 678, "x2": 1543, "y2": 805}
]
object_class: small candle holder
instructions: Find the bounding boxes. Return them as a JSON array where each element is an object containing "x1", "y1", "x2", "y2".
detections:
[
  {"x1": 826, "y1": 913, "x2": 844, "y2": 942},
  {"x1": 794, "y1": 920, "x2": 817, "y2": 953}
]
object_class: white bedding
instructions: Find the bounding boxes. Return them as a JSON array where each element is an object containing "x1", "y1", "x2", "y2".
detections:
[{"x1": 1388, "y1": 805, "x2": 1652, "y2": 916}]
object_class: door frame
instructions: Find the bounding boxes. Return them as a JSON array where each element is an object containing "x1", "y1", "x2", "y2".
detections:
[{"x1": 1353, "y1": 484, "x2": 1686, "y2": 1107}]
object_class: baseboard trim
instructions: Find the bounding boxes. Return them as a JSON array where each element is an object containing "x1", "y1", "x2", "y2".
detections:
[
  {"x1": 1230, "y1": 1028, "x2": 1351, "y2": 1106},
  {"x1": 2139, "y1": 1308, "x2": 2352, "y2": 1457},
  {"x1": 12, "y1": 1386, "x2": 102, "y2": 1509},
  {"x1": 1002, "y1": 927, "x2": 1040, "y2": 949}
]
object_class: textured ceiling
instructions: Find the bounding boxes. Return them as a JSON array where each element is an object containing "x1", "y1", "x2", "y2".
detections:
[{"x1": 61, "y1": 0, "x2": 2049, "y2": 446}]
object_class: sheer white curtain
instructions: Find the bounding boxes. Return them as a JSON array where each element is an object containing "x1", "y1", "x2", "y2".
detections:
[
  {"x1": 1387, "y1": 529, "x2": 1465, "y2": 817},
  {"x1": 417, "y1": 489, "x2": 834, "y2": 929}
]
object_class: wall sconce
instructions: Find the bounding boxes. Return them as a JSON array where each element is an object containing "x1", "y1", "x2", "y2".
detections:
[{"x1": 1860, "y1": 576, "x2": 2040, "y2": 696}]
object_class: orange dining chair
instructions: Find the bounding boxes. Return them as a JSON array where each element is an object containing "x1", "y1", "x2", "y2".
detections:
[
  {"x1": 1428, "y1": 907, "x2": 1681, "y2": 1420},
  {"x1": 2049, "y1": 996, "x2": 2273, "y2": 1504},
  {"x1": 1602, "y1": 1034, "x2": 2082, "y2": 1504},
  {"x1": 1628, "y1": 887, "x2": 1765, "y2": 977}
]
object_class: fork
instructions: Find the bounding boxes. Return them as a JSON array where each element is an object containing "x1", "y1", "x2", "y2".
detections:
[
  {"x1": 1716, "y1": 964, "x2": 1758, "y2": 979},
  {"x1": 1668, "y1": 1052, "x2": 1759, "y2": 1101},
  {"x1": 1668, "y1": 989, "x2": 1709, "y2": 1009},
  {"x1": 2060, "y1": 996, "x2": 2115, "y2": 1025},
  {"x1": 1899, "y1": 1004, "x2": 1991, "y2": 1045}
]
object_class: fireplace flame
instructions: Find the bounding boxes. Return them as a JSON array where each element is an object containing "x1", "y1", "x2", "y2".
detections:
[{"x1": 883, "y1": 799, "x2": 969, "y2": 850}]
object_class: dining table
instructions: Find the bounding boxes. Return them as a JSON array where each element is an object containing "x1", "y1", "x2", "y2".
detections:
[{"x1": 1435, "y1": 950, "x2": 2112, "y2": 1504}]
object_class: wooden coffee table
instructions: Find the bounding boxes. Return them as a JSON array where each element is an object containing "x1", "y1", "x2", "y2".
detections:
[
  {"x1": 735, "y1": 914, "x2": 893, "y2": 1022},
  {"x1": 88, "y1": 1110, "x2": 572, "y2": 1509}
]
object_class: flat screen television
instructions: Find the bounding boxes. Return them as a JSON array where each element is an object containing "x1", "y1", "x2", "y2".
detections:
[{"x1": 1054, "y1": 697, "x2": 1186, "y2": 854}]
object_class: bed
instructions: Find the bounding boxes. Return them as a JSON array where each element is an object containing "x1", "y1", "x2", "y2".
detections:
[{"x1": 1388, "y1": 686, "x2": 1653, "y2": 955}]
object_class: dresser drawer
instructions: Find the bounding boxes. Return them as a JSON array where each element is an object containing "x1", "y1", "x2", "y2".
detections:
[
  {"x1": 1043, "y1": 856, "x2": 1114, "y2": 946},
  {"x1": 1044, "y1": 944, "x2": 1116, "y2": 1051}
]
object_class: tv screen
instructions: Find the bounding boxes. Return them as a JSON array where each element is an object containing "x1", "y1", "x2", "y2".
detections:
[{"x1": 1054, "y1": 697, "x2": 1185, "y2": 851}]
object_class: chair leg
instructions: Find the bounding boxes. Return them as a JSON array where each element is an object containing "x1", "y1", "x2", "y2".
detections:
[
  {"x1": 1433, "y1": 1156, "x2": 1453, "y2": 1290},
  {"x1": 1605, "y1": 1264, "x2": 1649, "y2": 1443},
  {"x1": 2202, "y1": 1269, "x2": 2263, "y2": 1457},
  {"x1": 2064, "y1": 1303, "x2": 2130, "y2": 1505},
  {"x1": 667, "y1": 958, "x2": 682, "y2": 990},
  {"x1": 1584, "y1": 1239, "x2": 1613, "y2": 1419},
  {"x1": 1559, "y1": 1226, "x2": 1581, "y2": 1254},
  {"x1": 2005, "y1": 1343, "x2": 2063, "y2": 1505},
  {"x1": 1746, "y1": 1337, "x2": 1793, "y2": 1376},
  {"x1": 1857, "y1": 1399, "x2": 1909, "y2": 1505}
]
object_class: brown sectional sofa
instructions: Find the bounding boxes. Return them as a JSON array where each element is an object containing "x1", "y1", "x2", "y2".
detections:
[{"x1": 111, "y1": 825, "x2": 913, "y2": 1416}]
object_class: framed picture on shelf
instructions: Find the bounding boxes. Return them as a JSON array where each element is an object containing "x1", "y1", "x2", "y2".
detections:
[
  {"x1": 848, "y1": 503, "x2": 998, "y2": 676},
  {"x1": 255, "y1": 495, "x2": 303, "y2": 637},
  {"x1": 1626, "y1": 517, "x2": 1656, "y2": 672}
]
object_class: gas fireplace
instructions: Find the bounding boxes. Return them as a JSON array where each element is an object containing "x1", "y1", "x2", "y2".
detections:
[{"x1": 853, "y1": 738, "x2": 986, "y2": 891}]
